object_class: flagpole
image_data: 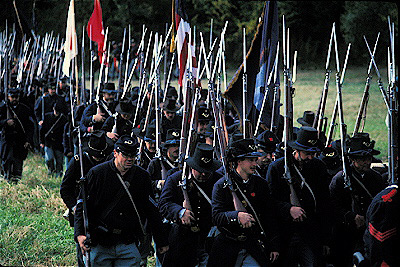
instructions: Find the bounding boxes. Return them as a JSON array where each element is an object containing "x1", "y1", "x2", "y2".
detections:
[
  {"x1": 96, "y1": 27, "x2": 108, "y2": 103},
  {"x1": 89, "y1": 25, "x2": 94, "y2": 103},
  {"x1": 242, "y1": 27, "x2": 247, "y2": 138}
]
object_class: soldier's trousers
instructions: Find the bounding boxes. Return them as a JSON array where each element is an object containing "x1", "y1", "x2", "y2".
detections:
[
  {"x1": 2, "y1": 157, "x2": 23, "y2": 181},
  {"x1": 44, "y1": 146, "x2": 64, "y2": 175}
]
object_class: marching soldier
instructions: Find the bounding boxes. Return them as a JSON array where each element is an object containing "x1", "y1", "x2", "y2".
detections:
[
  {"x1": 363, "y1": 181, "x2": 399, "y2": 266},
  {"x1": 160, "y1": 98, "x2": 182, "y2": 141},
  {"x1": 34, "y1": 80, "x2": 67, "y2": 125},
  {"x1": 39, "y1": 101, "x2": 68, "y2": 176},
  {"x1": 102, "y1": 100, "x2": 135, "y2": 143},
  {"x1": 266, "y1": 127, "x2": 331, "y2": 266},
  {"x1": 79, "y1": 82, "x2": 117, "y2": 134},
  {"x1": 147, "y1": 129, "x2": 180, "y2": 199},
  {"x1": 254, "y1": 130, "x2": 278, "y2": 178},
  {"x1": 74, "y1": 135, "x2": 169, "y2": 266},
  {"x1": 60, "y1": 131, "x2": 112, "y2": 266},
  {"x1": 329, "y1": 132, "x2": 386, "y2": 266},
  {"x1": 0, "y1": 88, "x2": 34, "y2": 183},
  {"x1": 208, "y1": 138, "x2": 280, "y2": 266},
  {"x1": 137, "y1": 122, "x2": 157, "y2": 169},
  {"x1": 158, "y1": 143, "x2": 222, "y2": 266}
]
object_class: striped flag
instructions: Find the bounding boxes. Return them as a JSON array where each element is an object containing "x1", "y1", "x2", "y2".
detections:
[
  {"x1": 62, "y1": 0, "x2": 78, "y2": 76},
  {"x1": 87, "y1": 0, "x2": 105, "y2": 62},
  {"x1": 173, "y1": 0, "x2": 197, "y2": 88}
]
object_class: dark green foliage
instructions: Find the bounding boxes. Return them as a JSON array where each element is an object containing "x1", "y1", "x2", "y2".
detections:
[{"x1": 1, "y1": 1, "x2": 397, "y2": 69}]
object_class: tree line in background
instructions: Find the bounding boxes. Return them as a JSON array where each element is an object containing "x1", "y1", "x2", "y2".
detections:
[{"x1": 1, "y1": 0, "x2": 397, "y2": 69}]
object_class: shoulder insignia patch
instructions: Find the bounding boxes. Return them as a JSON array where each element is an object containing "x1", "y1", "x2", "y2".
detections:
[{"x1": 382, "y1": 189, "x2": 397, "y2": 202}]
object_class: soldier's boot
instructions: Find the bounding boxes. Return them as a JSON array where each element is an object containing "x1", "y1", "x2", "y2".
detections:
[{"x1": 9, "y1": 175, "x2": 21, "y2": 184}]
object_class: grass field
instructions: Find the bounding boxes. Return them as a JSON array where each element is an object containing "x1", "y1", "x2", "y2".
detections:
[{"x1": 0, "y1": 67, "x2": 392, "y2": 266}]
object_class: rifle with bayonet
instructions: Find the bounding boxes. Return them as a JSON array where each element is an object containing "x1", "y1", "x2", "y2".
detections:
[
  {"x1": 313, "y1": 24, "x2": 334, "y2": 138},
  {"x1": 69, "y1": 62, "x2": 91, "y2": 267},
  {"x1": 117, "y1": 27, "x2": 126, "y2": 101},
  {"x1": 353, "y1": 33, "x2": 380, "y2": 136},
  {"x1": 281, "y1": 16, "x2": 301, "y2": 207},
  {"x1": 81, "y1": 28, "x2": 86, "y2": 104}
]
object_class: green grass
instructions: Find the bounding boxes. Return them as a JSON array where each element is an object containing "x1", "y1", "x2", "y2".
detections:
[
  {"x1": 0, "y1": 153, "x2": 76, "y2": 266},
  {"x1": 292, "y1": 67, "x2": 389, "y2": 161},
  {"x1": 0, "y1": 67, "x2": 391, "y2": 266}
]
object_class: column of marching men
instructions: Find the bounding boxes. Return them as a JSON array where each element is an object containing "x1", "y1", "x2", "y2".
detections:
[{"x1": 0, "y1": 71, "x2": 397, "y2": 266}]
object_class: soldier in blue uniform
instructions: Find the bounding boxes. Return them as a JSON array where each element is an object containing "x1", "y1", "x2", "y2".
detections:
[
  {"x1": 266, "y1": 127, "x2": 331, "y2": 266},
  {"x1": 60, "y1": 131, "x2": 112, "y2": 266},
  {"x1": 79, "y1": 82, "x2": 117, "y2": 134},
  {"x1": 34, "y1": 80, "x2": 67, "y2": 125},
  {"x1": 158, "y1": 143, "x2": 222, "y2": 266},
  {"x1": 0, "y1": 88, "x2": 34, "y2": 183},
  {"x1": 74, "y1": 135, "x2": 169, "y2": 266},
  {"x1": 39, "y1": 101, "x2": 68, "y2": 176},
  {"x1": 208, "y1": 138, "x2": 280, "y2": 266},
  {"x1": 160, "y1": 98, "x2": 182, "y2": 141},
  {"x1": 102, "y1": 100, "x2": 135, "y2": 143},
  {"x1": 329, "y1": 133, "x2": 386, "y2": 267},
  {"x1": 254, "y1": 130, "x2": 278, "y2": 178},
  {"x1": 363, "y1": 181, "x2": 399, "y2": 267},
  {"x1": 147, "y1": 129, "x2": 180, "y2": 199}
]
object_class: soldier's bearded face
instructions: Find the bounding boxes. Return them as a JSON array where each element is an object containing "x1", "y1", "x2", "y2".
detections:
[
  {"x1": 256, "y1": 150, "x2": 273, "y2": 168},
  {"x1": 103, "y1": 93, "x2": 115, "y2": 103},
  {"x1": 350, "y1": 156, "x2": 372, "y2": 173},
  {"x1": 8, "y1": 95, "x2": 19, "y2": 105},
  {"x1": 192, "y1": 168, "x2": 210, "y2": 182}
]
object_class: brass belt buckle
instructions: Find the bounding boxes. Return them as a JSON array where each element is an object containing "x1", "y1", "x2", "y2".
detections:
[
  {"x1": 112, "y1": 229, "x2": 122, "y2": 234},
  {"x1": 191, "y1": 226, "x2": 200, "y2": 232},
  {"x1": 237, "y1": 234, "x2": 247, "y2": 241}
]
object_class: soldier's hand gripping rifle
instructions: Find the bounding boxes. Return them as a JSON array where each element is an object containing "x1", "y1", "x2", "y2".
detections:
[{"x1": 207, "y1": 40, "x2": 268, "y2": 238}]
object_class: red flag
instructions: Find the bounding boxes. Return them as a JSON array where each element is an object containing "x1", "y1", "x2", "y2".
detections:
[{"x1": 87, "y1": 0, "x2": 104, "y2": 62}]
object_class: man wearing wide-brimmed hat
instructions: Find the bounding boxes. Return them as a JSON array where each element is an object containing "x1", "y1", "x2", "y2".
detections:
[
  {"x1": 158, "y1": 143, "x2": 222, "y2": 267},
  {"x1": 329, "y1": 132, "x2": 386, "y2": 267},
  {"x1": 80, "y1": 82, "x2": 118, "y2": 134},
  {"x1": 0, "y1": 88, "x2": 34, "y2": 183},
  {"x1": 208, "y1": 138, "x2": 280, "y2": 266},
  {"x1": 60, "y1": 130, "x2": 112, "y2": 267},
  {"x1": 102, "y1": 100, "x2": 136, "y2": 142},
  {"x1": 160, "y1": 98, "x2": 182, "y2": 140},
  {"x1": 147, "y1": 129, "x2": 180, "y2": 198},
  {"x1": 75, "y1": 135, "x2": 169, "y2": 266},
  {"x1": 34, "y1": 79, "x2": 67, "y2": 126},
  {"x1": 266, "y1": 126, "x2": 331, "y2": 266}
]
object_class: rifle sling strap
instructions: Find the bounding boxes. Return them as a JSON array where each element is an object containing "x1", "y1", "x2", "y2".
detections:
[
  {"x1": 293, "y1": 164, "x2": 317, "y2": 213},
  {"x1": 115, "y1": 172, "x2": 146, "y2": 236},
  {"x1": 44, "y1": 113, "x2": 64, "y2": 138},
  {"x1": 233, "y1": 177, "x2": 266, "y2": 236},
  {"x1": 351, "y1": 173, "x2": 373, "y2": 199},
  {"x1": 191, "y1": 178, "x2": 212, "y2": 205}
]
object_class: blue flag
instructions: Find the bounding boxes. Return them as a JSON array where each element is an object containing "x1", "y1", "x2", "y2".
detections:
[{"x1": 223, "y1": 1, "x2": 280, "y2": 133}]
